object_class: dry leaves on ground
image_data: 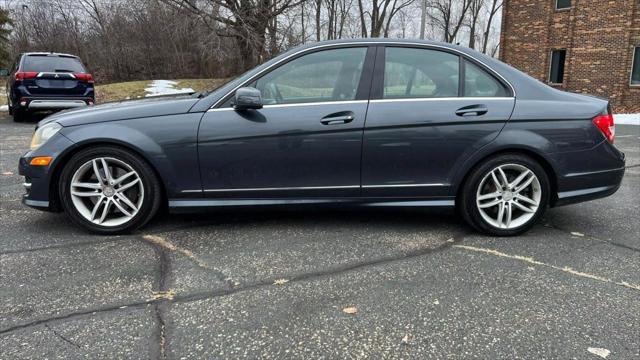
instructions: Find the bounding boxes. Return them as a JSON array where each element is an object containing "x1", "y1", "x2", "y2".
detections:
[{"x1": 342, "y1": 306, "x2": 358, "y2": 314}]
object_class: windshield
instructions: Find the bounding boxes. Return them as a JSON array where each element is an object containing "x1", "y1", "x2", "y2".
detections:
[{"x1": 22, "y1": 55, "x2": 86, "y2": 73}]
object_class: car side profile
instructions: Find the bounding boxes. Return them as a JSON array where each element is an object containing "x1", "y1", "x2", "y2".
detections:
[
  {"x1": 2, "y1": 52, "x2": 95, "y2": 122},
  {"x1": 18, "y1": 39, "x2": 625, "y2": 236}
]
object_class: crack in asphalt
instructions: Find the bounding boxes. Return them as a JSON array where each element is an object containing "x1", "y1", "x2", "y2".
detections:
[
  {"x1": 141, "y1": 234, "x2": 235, "y2": 291},
  {"x1": 454, "y1": 244, "x2": 640, "y2": 292},
  {"x1": 173, "y1": 231, "x2": 468, "y2": 304},
  {"x1": 543, "y1": 221, "x2": 640, "y2": 253},
  {"x1": 142, "y1": 233, "x2": 171, "y2": 360},
  {"x1": 0, "y1": 237, "x2": 129, "y2": 256},
  {"x1": 0, "y1": 232, "x2": 466, "y2": 337},
  {"x1": 44, "y1": 323, "x2": 82, "y2": 351},
  {"x1": 0, "y1": 301, "x2": 154, "y2": 336}
]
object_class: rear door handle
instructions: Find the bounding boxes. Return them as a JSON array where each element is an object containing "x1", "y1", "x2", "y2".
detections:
[
  {"x1": 321, "y1": 112, "x2": 355, "y2": 125},
  {"x1": 455, "y1": 105, "x2": 488, "y2": 117}
]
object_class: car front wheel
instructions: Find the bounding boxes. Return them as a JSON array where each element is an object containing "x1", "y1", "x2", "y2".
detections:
[
  {"x1": 59, "y1": 146, "x2": 162, "y2": 234},
  {"x1": 460, "y1": 153, "x2": 550, "y2": 236}
]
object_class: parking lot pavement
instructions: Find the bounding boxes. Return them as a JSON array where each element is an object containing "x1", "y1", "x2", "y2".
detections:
[{"x1": 1, "y1": 115, "x2": 638, "y2": 359}]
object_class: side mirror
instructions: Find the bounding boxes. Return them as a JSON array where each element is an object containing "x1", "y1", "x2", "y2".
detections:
[
  {"x1": 0, "y1": 69, "x2": 8, "y2": 77},
  {"x1": 233, "y1": 87, "x2": 263, "y2": 110}
]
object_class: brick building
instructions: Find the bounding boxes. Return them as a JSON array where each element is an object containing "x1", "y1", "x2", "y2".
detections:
[{"x1": 500, "y1": 0, "x2": 640, "y2": 113}]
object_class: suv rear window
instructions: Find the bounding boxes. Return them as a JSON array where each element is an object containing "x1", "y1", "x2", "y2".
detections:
[{"x1": 21, "y1": 55, "x2": 86, "y2": 73}]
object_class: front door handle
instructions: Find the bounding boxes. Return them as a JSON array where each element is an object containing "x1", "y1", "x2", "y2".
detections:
[
  {"x1": 321, "y1": 112, "x2": 355, "y2": 125},
  {"x1": 455, "y1": 104, "x2": 488, "y2": 117}
]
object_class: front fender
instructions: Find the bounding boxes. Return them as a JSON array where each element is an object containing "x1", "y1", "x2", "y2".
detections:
[{"x1": 59, "y1": 113, "x2": 203, "y2": 197}]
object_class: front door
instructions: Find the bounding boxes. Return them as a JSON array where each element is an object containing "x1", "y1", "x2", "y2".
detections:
[
  {"x1": 198, "y1": 46, "x2": 373, "y2": 198},
  {"x1": 362, "y1": 46, "x2": 516, "y2": 198}
]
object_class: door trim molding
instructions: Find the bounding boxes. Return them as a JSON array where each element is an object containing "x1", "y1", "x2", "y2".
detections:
[
  {"x1": 362, "y1": 183, "x2": 448, "y2": 188},
  {"x1": 169, "y1": 198, "x2": 455, "y2": 208},
  {"x1": 199, "y1": 183, "x2": 449, "y2": 192},
  {"x1": 369, "y1": 97, "x2": 514, "y2": 104},
  {"x1": 207, "y1": 100, "x2": 369, "y2": 112},
  {"x1": 203, "y1": 185, "x2": 360, "y2": 192}
]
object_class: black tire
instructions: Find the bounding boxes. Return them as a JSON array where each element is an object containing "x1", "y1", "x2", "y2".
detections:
[
  {"x1": 13, "y1": 108, "x2": 27, "y2": 122},
  {"x1": 59, "y1": 146, "x2": 162, "y2": 234},
  {"x1": 459, "y1": 153, "x2": 550, "y2": 236}
]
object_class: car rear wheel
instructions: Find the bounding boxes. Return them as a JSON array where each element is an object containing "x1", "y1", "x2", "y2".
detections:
[
  {"x1": 460, "y1": 153, "x2": 550, "y2": 236},
  {"x1": 12, "y1": 108, "x2": 27, "y2": 122},
  {"x1": 59, "y1": 146, "x2": 162, "y2": 234}
]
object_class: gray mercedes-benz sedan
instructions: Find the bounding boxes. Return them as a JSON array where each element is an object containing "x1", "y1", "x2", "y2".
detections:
[{"x1": 19, "y1": 39, "x2": 625, "y2": 236}]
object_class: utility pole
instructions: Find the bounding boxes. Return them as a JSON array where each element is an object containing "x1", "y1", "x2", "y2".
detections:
[{"x1": 419, "y1": 0, "x2": 427, "y2": 39}]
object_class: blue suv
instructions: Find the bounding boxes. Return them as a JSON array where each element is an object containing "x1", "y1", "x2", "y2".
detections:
[{"x1": 2, "y1": 52, "x2": 95, "y2": 122}]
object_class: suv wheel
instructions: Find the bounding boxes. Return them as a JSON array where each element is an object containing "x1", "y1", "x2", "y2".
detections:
[
  {"x1": 459, "y1": 153, "x2": 550, "y2": 236},
  {"x1": 59, "y1": 146, "x2": 162, "y2": 234},
  {"x1": 13, "y1": 108, "x2": 27, "y2": 122}
]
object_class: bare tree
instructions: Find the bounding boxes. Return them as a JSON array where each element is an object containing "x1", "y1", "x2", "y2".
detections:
[
  {"x1": 467, "y1": 0, "x2": 483, "y2": 49},
  {"x1": 428, "y1": 0, "x2": 472, "y2": 43},
  {"x1": 481, "y1": 0, "x2": 502, "y2": 54},
  {"x1": 356, "y1": 0, "x2": 415, "y2": 37},
  {"x1": 162, "y1": 0, "x2": 303, "y2": 71}
]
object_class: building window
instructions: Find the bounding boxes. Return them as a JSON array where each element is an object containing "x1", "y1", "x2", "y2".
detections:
[
  {"x1": 632, "y1": 47, "x2": 640, "y2": 86},
  {"x1": 549, "y1": 50, "x2": 566, "y2": 84},
  {"x1": 556, "y1": 0, "x2": 571, "y2": 10}
]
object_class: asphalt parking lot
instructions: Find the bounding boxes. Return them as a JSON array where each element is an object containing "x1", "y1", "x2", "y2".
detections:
[{"x1": 0, "y1": 114, "x2": 638, "y2": 359}]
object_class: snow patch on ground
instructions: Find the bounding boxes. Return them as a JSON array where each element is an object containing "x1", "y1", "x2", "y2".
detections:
[
  {"x1": 144, "y1": 80, "x2": 194, "y2": 97},
  {"x1": 614, "y1": 114, "x2": 640, "y2": 125}
]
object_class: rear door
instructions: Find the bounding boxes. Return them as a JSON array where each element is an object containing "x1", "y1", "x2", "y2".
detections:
[
  {"x1": 361, "y1": 46, "x2": 515, "y2": 198},
  {"x1": 197, "y1": 46, "x2": 375, "y2": 198},
  {"x1": 20, "y1": 55, "x2": 89, "y2": 96}
]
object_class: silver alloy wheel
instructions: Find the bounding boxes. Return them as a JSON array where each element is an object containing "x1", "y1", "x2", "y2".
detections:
[
  {"x1": 69, "y1": 157, "x2": 144, "y2": 227},
  {"x1": 476, "y1": 163, "x2": 542, "y2": 229}
]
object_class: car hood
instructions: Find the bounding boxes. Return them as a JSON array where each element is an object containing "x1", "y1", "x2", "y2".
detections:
[{"x1": 40, "y1": 95, "x2": 201, "y2": 127}]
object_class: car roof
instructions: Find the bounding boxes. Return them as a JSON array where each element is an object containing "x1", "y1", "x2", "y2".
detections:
[
  {"x1": 294, "y1": 38, "x2": 463, "y2": 50},
  {"x1": 22, "y1": 52, "x2": 80, "y2": 59}
]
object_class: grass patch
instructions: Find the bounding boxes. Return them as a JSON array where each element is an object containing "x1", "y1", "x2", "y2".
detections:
[
  {"x1": 95, "y1": 80, "x2": 149, "y2": 103},
  {"x1": 96, "y1": 78, "x2": 229, "y2": 103}
]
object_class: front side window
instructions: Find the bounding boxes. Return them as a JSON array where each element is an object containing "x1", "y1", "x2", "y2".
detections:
[
  {"x1": 549, "y1": 49, "x2": 566, "y2": 84},
  {"x1": 383, "y1": 47, "x2": 459, "y2": 99},
  {"x1": 254, "y1": 47, "x2": 367, "y2": 105},
  {"x1": 556, "y1": 0, "x2": 571, "y2": 9},
  {"x1": 632, "y1": 47, "x2": 640, "y2": 85},
  {"x1": 464, "y1": 60, "x2": 508, "y2": 97}
]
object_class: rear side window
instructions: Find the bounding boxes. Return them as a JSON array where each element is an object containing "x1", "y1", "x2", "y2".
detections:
[
  {"x1": 464, "y1": 60, "x2": 508, "y2": 97},
  {"x1": 21, "y1": 55, "x2": 86, "y2": 73},
  {"x1": 383, "y1": 47, "x2": 459, "y2": 99}
]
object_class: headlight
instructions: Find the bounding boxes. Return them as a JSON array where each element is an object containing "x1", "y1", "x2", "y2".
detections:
[{"x1": 30, "y1": 123, "x2": 62, "y2": 150}]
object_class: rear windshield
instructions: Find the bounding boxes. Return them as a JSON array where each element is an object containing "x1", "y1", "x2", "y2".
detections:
[{"x1": 21, "y1": 55, "x2": 86, "y2": 73}]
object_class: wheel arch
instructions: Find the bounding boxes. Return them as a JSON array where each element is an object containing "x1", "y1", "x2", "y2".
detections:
[
  {"x1": 48, "y1": 140, "x2": 168, "y2": 212},
  {"x1": 452, "y1": 146, "x2": 559, "y2": 206}
]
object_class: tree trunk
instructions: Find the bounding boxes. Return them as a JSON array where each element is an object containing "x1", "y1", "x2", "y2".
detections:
[{"x1": 315, "y1": 0, "x2": 322, "y2": 41}]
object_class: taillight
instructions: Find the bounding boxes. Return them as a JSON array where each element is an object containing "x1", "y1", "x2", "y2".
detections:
[
  {"x1": 15, "y1": 72, "x2": 38, "y2": 81},
  {"x1": 592, "y1": 114, "x2": 615, "y2": 144},
  {"x1": 74, "y1": 73, "x2": 94, "y2": 83}
]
